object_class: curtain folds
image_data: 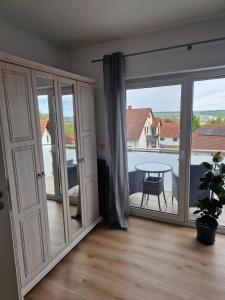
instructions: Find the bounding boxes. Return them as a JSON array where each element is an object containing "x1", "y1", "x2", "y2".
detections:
[{"x1": 103, "y1": 52, "x2": 129, "y2": 230}]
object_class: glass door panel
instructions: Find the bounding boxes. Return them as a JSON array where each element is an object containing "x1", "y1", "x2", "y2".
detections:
[
  {"x1": 189, "y1": 77, "x2": 225, "y2": 227},
  {"x1": 126, "y1": 81, "x2": 185, "y2": 221},
  {"x1": 60, "y1": 82, "x2": 82, "y2": 236},
  {"x1": 35, "y1": 76, "x2": 66, "y2": 255}
]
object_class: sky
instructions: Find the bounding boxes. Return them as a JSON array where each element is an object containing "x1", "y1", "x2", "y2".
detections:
[
  {"x1": 38, "y1": 95, "x2": 74, "y2": 117},
  {"x1": 126, "y1": 78, "x2": 225, "y2": 112}
]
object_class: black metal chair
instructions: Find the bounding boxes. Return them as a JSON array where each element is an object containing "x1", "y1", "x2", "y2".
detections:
[{"x1": 141, "y1": 174, "x2": 167, "y2": 211}]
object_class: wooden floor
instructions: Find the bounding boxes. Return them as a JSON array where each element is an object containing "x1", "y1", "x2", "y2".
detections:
[
  {"x1": 47, "y1": 200, "x2": 81, "y2": 255},
  {"x1": 25, "y1": 217, "x2": 225, "y2": 300}
]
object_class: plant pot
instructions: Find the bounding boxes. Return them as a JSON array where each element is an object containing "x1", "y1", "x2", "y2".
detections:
[{"x1": 196, "y1": 219, "x2": 217, "y2": 245}]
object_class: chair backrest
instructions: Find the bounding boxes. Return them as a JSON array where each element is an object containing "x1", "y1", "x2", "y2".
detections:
[
  {"x1": 67, "y1": 164, "x2": 78, "y2": 189},
  {"x1": 172, "y1": 171, "x2": 179, "y2": 201},
  {"x1": 189, "y1": 164, "x2": 209, "y2": 207},
  {"x1": 172, "y1": 165, "x2": 209, "y2": 207},
  {"x1": 128, "y1": 170, "x2": 143, "y2": 195}
]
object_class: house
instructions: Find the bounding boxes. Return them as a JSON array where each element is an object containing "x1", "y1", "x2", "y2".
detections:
[
  {"x1": 39, "y1": 119, "x2": 51, "y2": 145},
  {"x1": 160, "y1": 121, "x2": 180, "y2": 148},
  {"x1": 126, "y1": 106, "x2": 161, "y2": 148},
  {"x1": 192, "y1": 124, "x2": 225, "y2": 151},
  {"x1": 1, "y1": 2, "x2": 225, "y2": 300}
]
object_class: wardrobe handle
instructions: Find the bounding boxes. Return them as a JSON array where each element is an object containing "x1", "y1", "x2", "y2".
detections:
[
  {"x1": 37, "y1": 172, "x2": 45, "y2": 179},
  {"x1": 78, "y1": 158, "x2": 84, "y2": 163}
]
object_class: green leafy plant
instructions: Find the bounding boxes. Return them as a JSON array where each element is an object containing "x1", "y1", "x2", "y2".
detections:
[
  {"x1": 194, "y1": 152, "x2": 225, "y2": 229},
  {"x1": 192, "y1": 114, "x2": 201, "y2": 132}
]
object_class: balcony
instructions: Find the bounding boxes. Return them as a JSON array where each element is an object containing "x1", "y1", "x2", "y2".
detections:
[{"x1": 127, "y1": 147, "x2": 225, "y2": 226}]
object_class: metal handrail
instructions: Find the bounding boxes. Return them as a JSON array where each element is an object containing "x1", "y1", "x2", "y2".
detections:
[{"x1": 127, "y1": 147, "x2": 225, "y2": 155}]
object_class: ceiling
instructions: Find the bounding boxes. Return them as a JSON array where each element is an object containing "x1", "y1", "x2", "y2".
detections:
[{"x1": 0, "y1": 0, "x2": 225, "y2": 49}]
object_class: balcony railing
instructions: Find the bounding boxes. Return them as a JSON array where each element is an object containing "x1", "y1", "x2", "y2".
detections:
[{"x1": 127, "y1": 146, "x2": 225, "y2": 155}]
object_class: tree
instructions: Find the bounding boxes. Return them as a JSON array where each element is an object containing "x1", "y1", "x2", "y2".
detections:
[
  {"x1": 192, "y1": 114, "x2": 201, "y2": 132},
  {"x1": 209, "y1": 117, "x2": 225, "y2": 125},
  {"x1": 39, "y1": 111, "x2": 48, "y2": 120}
]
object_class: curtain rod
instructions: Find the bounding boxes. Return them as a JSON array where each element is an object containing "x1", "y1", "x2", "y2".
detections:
[{"x1": 91, "y1": 36, "x2": 225, "y2": 63}]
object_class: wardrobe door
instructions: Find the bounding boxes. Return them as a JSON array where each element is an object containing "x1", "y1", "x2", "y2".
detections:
[
  {"x1": 32, "y1": 71, "x2": 68, "y2": 257},
  {"x1": 0, "y1": 62, "x2": 48, "y2": 286},
  {"x1": 58, "y1": 78, "x2": 83, "y2": 239},
  {"x1": 76, "y1": 81, "x2": 99, "y2": 227}
]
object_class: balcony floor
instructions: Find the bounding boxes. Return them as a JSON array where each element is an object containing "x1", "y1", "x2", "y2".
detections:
[{"x1": 129, "y1": 192, "x2": 225, "y2": 227}]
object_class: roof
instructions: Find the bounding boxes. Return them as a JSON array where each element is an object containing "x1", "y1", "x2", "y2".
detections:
[
  {"x1": 64, "y1": 134, "x2": 75, "y2": 145},
  {"x1": 192, "y1": 124, "x2": 225, "y2": 151},
  {"x1": 39, "y1": 119, "x2": 48, "y2": 137},
  {"x1": 160, "y1": 122, "x2": 180, "y2": 138},
  {"x1": 126, "y1": 107, "x2": 153, "y2": 140},
  {"x1": 152, "y1": 118, "x2": 162, "y2": 128}
]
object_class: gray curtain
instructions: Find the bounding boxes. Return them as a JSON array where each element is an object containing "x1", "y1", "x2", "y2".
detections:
[{"x1": 103, "y1": 52, "x2": 129, "y2": 230}]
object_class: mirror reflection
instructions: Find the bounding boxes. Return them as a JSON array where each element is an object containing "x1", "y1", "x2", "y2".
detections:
[
  {"x1": 61, "y1": 82, "x2": 82, "y2": 236},
  {"x1": 36, "y1": 77, "x2": 66, "y2": 255}
]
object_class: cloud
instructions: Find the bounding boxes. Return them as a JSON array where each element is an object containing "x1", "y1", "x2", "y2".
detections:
[{"x1": 126, "y1": 78, "x2": 225, "y2": 112}]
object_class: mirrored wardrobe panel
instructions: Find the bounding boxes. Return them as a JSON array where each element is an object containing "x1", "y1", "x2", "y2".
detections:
[
  {"x1": 34, "y1": 75, "x2": 66, "y2": 256},
  {"x1": 60, "y1": 80, "x2": 82, "y2": 237}
]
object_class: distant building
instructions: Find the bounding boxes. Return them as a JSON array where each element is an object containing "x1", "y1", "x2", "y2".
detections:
[
  {"x1": 126, "y1": 106, "x2": 161, "y2": 148},
  {"x1": 197, "y1": 114, "x2": 214, "y2": 122},
  {"x1": 192, "y1": 124, "x2": 225, "y2": 151},
  {"x1": 160, "y1": 122, "x2": 180, "y2": 148}
]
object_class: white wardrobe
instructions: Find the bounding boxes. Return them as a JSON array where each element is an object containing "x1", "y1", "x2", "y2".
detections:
[{"x1": 0, "y1": 53, "x2": 99, "y2": 298}]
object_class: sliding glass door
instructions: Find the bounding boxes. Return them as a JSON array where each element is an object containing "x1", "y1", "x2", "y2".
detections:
[
  {"x1": 188, "y1": 75, "x2": 225, "y2": 229},
  {"x1": 126, "y1": 77, "x2": 188, "y2": 223},
  {"x1": 126, "y1": 69, "x2": 225, "y2": 232}
]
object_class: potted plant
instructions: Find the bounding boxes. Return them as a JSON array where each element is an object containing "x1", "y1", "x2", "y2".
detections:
[{"x1": 194, "y1": 152, "x2": 225, "y2": 245}]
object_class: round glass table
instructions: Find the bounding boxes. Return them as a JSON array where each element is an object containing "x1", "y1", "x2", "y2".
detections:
[{"x1": 135, "y1": 162, "x2": 173, "y2": 174}]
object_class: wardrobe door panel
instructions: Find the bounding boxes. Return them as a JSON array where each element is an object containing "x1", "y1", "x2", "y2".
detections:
[
  {"x1": 3, "y1": 69, "x2": 32, "y2": 141},
  {"x1": 58, "y1": 78, "x2": 82, "y2": 239},
  {"x1": 0, "y1": 62, "x2": 48, "y2": 286},
  {"x1": 76, "y1": 81, "x2": 99, "y2": 227},
  {"x1": 12, "y1": 146, "x2": 39, "y2": 212},
  {"x1": 20, "y1": 211, "x2": 45, "y2": 276},
  {"x1": 32, "y1": 71, "x2": 68, "y2": 257}
]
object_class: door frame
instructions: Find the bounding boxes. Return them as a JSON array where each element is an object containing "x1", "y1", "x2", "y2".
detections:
[
  {"x1": 0, "y1": 121, "x2": 20, "y2": 299},
  {"x1": 126, "y1": 67, "x2": 225, "y2": 231}
]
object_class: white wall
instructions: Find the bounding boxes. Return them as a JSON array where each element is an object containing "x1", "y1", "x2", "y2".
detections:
[
  {"x1": 160, "y1": 137, "x2": 180, "y2": 147},
  {"x1": 70, "y1": 18, "x2": 225, "y2": 159},
  {"x1": 0, "y1": 19, "x2": 70, "y2": 70}
]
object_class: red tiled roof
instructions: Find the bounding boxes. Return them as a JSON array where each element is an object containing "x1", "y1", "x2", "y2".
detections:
[
  {"x1": 160, "y1": 122, "x2": 180, "y2": 138},
  {"x1": 39, "y1": 119, "x2": 48, "y2": 137},
  {"x1": 64, "y1": 134, "x2": 75, "y2": 145},
  {"x1": 126, "y1": 107, "x2": 153, "y2": 140},
  {"x1": 152, "y1": 118, "x2": 162, "y2": 128},
  {"x1": 192, "y1": 124, "x2": 225, "y2": 151}
]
